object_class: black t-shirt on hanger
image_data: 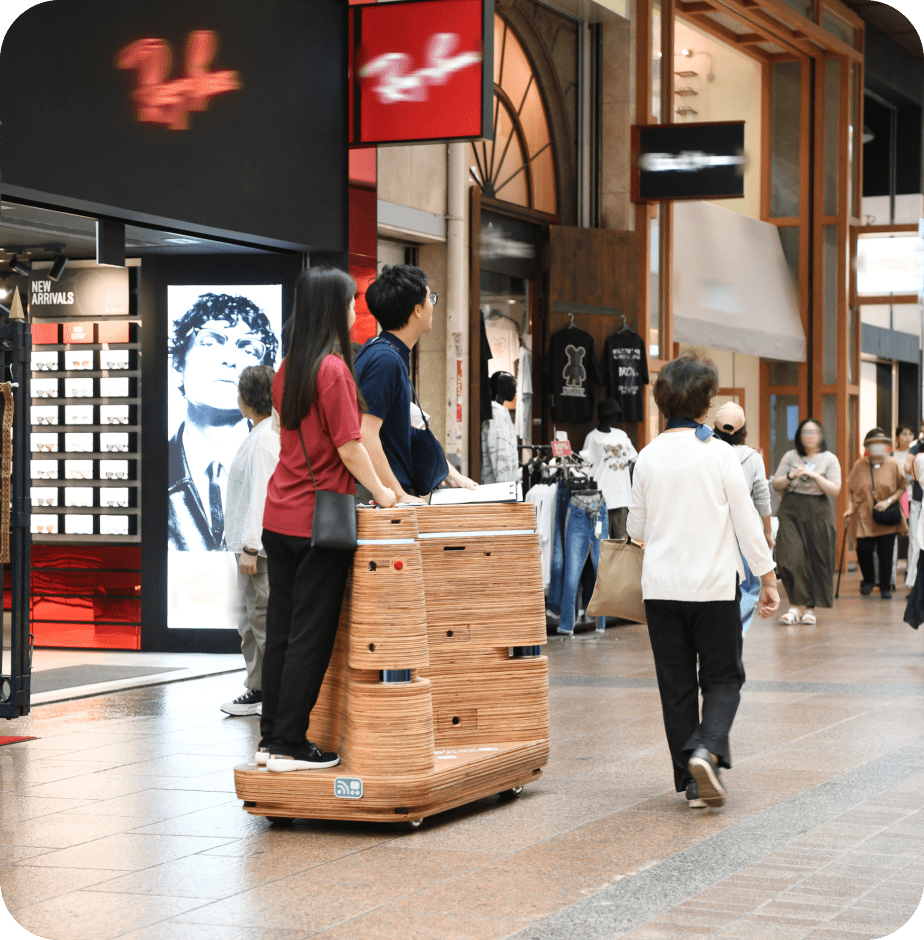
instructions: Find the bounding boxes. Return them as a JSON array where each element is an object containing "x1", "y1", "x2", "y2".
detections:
[
  {"x1": 603, "y1": 329, "x2": 649, "y2": 423},
  {"x1": 543, "y1": 327, "x2": 605, "y2": 424}
]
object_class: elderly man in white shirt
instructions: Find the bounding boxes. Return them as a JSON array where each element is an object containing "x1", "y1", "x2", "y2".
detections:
[{"x1": 628, "y1": 353, "x2": 779, "y2": 809}]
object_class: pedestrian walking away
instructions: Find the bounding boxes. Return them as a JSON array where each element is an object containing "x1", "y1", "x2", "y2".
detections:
[{"x1": 628, "y1": 352, "x2": 779, "y2": 810}]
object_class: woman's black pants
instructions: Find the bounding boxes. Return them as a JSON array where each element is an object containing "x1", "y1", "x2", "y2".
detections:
[
  {"x1": 645, "y1": 590, "x2": 745, "y2": 792},
  {"x1": 259, "y1": 528, "x2": 352, "y2": 749},
  {"x1": 856, "y1": 534, "x2": 897, "y2": 590}
]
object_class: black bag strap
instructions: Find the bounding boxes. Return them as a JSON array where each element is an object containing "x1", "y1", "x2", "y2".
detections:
[
  {"x1": 869, "y1": 459, "x2": 878, "y2": 503},
  {"x1": 297, "y1": 426, "x2": 319, "y2": 491},
  {"x1": 356, "y1": 337, "x2": 431, "y2": 432}
]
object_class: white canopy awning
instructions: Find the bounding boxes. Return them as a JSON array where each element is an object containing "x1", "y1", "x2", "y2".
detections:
[{"x1": 672, "y1": 201, "x2": 806, "y2": 362}]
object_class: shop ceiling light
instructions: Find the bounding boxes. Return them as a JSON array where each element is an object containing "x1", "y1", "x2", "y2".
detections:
[
  {"x1": 9, "y1": 256, "x2": 31, "y2": 277},
  {"x1": 49, "y1": 253, "x2": 68, "y2": 281}
]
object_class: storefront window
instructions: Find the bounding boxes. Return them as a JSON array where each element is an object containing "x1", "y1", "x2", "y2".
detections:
[
  {"x1": 471, "y1": 16, "x2": 557, "y2": 216},
  {"x1": 823, "y1": 225, "x2": 839, "y2": 385},
  {"x1": 823, "y1": 393, "x2": 838, "y2": 456},
  {"x1": 822, "y1": 9, "x2": 856, "y2": 49},
  {"x1": 823, "y1": 57, "x2": 840, "y2": 217},
  {"x1": 769, "y1": 61, "x2": 801, "y2": 219},
  {"x1": 769, "y1": 393, "x2": 800, "y2": 509}
]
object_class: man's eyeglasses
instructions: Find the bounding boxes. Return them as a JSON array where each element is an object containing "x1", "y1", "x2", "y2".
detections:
[
  {"x1": 192, "y1": 328, "x2": 266, "y2": 362},
  {"x1": 429, "y1": 292, "x2": 438, "y2": 307}
]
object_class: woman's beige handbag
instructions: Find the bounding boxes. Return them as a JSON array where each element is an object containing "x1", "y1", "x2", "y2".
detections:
[{"x1": 587, "y1": 538, "x2": 647, "y2": 624}]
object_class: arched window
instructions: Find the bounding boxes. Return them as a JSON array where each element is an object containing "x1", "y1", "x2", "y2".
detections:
[{"x1": 469, "y1": 15, "x2": 557, "y2": 216}]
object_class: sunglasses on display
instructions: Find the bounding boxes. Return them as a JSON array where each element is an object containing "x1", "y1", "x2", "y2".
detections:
[
  {"x1": 35, "y1": 390, "x2": 57, "y2": 398},
  {"x1": 33, "y1": 443, "x2": 56, "y2": 453},
  {"x1": 106, "y1": 499, "x2": 128, "y2": 508},
  {"x1": 34, "y1": 416, "x2": 58, "y2": 425},
  {"x1": 68, "y1": 470, "x2": 91, "y2": 480},
  {"x1": 32, "y1": 498, "x2": 56, "y2": 507},
  {"x1": 106, "y1": 417, "x2": 129, "y2": 425},
  {"x1": 68, "y1": 361, "x2": 93, "y2": 370},
  {"x1": 67, "y1": 446, "x2": 92, "y2": 453},
  {"x1": 105, "y1": 444, "x2": 129, "y2": 452},
  {"x1": 33, "y1": 362, "x2": 57, "y2": 371},
  {"x1": 69, "y1": 389, "x2": 93, "y2": 398},
  {"x1": 32, "y1": 470, "x2": 57, "y2": 479},
  {"x1": 67, "y1": 499, "x2": 91, "y2": 508},
  {"x1": 104, "y1": 361, "x2": 128, "y2": 370},
  {"x1": 105, "y1": 471, "x2": 127, "y2": 480},
  {"x1": 33, "y1": 525, "x2": 56, "y2": 534}
]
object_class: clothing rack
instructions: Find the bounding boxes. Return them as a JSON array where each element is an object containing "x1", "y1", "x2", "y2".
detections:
[{"x1": 521, "y1": 445, "x2": 600, "y2": 496}]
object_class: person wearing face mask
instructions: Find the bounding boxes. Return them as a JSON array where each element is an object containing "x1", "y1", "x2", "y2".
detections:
[{"x1": 845, "y1": 428, "x2": 908, "y2": 599}]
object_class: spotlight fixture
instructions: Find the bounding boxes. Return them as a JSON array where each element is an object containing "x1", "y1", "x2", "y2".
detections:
[
  {"x1": 9, "y1": 255, "x2": 31, "y2": 277},
  {"x1": 49, "y1": 253, "x2": 68, "y2": 281}
]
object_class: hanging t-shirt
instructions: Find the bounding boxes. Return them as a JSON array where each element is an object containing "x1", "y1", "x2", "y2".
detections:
[
  {"x1": 603, "y1": 329, "x2": 649, "y2": 422},
  {"x1": 581, "y1": 427, "x2": 638, "y2": 510},
  {"x1": 543, "y1": 327, "x2": 605, "y2": 424},
  {"x1": 485, "y1": 313, "x2": 520, "y2": 378}
]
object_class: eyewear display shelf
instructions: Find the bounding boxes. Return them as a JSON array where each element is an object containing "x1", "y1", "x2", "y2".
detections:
[
  {"x1": 234, "y1": 503, "x2": 550, "y2": 827},
  {"x1": 29, "y1": 319, "x2": 141, "y2": 543}
]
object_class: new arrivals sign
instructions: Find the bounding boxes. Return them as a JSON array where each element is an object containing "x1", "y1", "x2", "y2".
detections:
[{"x1": 29, "y1": 265, "x2": 129, "y2": 319}]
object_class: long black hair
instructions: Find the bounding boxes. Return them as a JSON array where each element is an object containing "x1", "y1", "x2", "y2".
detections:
[
  {"x1": 794, "y1": 417, "x2": 827, "y2": 456},
  {"x1": 280, "y1": 266, "x2": 362, "y2": 430}
]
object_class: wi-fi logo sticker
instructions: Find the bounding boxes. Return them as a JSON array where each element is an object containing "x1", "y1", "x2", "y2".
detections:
[{"x1": 335, "y1": 777, "x2": 363, "y2": 799}]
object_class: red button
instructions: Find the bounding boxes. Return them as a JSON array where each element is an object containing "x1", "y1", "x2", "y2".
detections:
[{"x1": 393, "y1": 559, "x2": 404, "y2": 571}]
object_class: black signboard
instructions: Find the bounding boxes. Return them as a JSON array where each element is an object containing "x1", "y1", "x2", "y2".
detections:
[
  {"x1": 631, "y1": 121, "x2": 745, "y2": 203},
  {"x1": 0, "y1": 0, "x2": 347, "y2": 253},
  {"x1": 29, "y1": 264, "x2": 129, "y2": 319}
]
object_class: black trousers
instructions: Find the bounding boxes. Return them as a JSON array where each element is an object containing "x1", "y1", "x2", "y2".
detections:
[
  {"x1": 260, "y1": 528, "x2": 352, "y2": 749},
  {"x1": 856, "y1": 533, "x2": 897, "y2": 590},
  {"x1": 645, "y1": 589, "x2": 745, "y2": 792}
]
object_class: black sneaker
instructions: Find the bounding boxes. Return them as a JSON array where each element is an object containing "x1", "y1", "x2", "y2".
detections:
[
  {"x1": 860, "y1": 581, "x2": 873, "y2": 595},
  {"x1": 220, "y1": 689, "x2": 262, "y2": 716},
  {"x1": 685, "y1": 781, "x2": 707, "y2": 809},
  {"x1": 687, "y1": 747, "x2": 726, "y2": 807},
  {"x1": 881, "y1": 588, "x2": 893, "y2": 599},
  {"x1": 266, "y1": 740, "x2": 340, "y2": 772}
]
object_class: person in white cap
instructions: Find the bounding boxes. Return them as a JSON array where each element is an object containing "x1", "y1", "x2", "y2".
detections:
[{"x1": 713, "y1": 402, "x2": 774, "y2": 635}]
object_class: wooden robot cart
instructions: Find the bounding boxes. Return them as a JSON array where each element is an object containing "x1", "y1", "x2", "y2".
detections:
[{"x1": 234, "y1": 503, "x2": 549, "y2": 826}]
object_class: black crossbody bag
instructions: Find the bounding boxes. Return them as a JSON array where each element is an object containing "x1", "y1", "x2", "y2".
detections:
[
  {"x1": 869, "y1": 461, "x2": 903, "y2": 527},
  {"x1": 356, "y1": 338, "x2": 449, "y2": 496},
  {"x1": 298, "y1": 427, "x2": 357, "y2": 552}
]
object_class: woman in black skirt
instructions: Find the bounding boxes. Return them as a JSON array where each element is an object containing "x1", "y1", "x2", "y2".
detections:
[{"x1": 771, "y1": 419, "x2": 842, "y2": 625}]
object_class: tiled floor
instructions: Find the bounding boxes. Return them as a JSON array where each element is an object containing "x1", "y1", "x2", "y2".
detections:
[{"x1": 2, "y1": 569, "x2": 924, "y2": 940}]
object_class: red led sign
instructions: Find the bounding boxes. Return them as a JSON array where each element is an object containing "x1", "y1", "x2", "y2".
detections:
[
  {"x1": 118, "y1": 30, "x2": 241, "y2": 130},
  {"x1": 350, "y1": 0, "x2": 492, "y2": 147}
]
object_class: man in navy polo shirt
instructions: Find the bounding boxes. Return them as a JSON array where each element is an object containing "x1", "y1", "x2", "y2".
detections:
[{"x1": 356, "y1": 264, "x2": 476, "y2": 502}]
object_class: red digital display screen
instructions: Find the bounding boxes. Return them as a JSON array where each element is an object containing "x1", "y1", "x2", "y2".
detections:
[{"x1": 351, "y1": 0, "x2": 492, "y2": 147}]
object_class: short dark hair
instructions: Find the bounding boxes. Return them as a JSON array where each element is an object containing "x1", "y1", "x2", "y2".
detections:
[
  {"x1": 168, "y1": 293, "x2": 277, "y2": 377},
  {"x1": 714, "y1": 425, "x2": 747, "y2": 446},
  {"x1": 896, "y1": 424, "x2": 913, "y2": 440},
  {"x1": 237, "y1": 364, "x2": 274, "y2": 417},
  {"x1": 365, "y1": 264, "x2": 428, "y2": 332},
  {"x1": 652, "y1": 352, "x2": 718, "y2": 422},
  {"x1": 794, "y1": 418, "x2": 827, "y2": 456}
]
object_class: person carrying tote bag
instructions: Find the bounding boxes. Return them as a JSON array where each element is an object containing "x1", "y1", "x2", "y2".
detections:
[
  {"x1": 627, "y1": 352, "x2": 778, "y2": 810},
  {"x1": 257, "y1": 267, "x2": 396, "y2": 773}
]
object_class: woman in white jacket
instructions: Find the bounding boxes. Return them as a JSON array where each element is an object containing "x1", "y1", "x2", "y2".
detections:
[{"x1": 627, "y1": 353, "x2": 779, "y2": 808}]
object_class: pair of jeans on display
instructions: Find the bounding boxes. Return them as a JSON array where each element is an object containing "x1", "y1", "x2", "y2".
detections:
[{"x1": 548, "y1": 489, "x2": 608, "y2": 634}]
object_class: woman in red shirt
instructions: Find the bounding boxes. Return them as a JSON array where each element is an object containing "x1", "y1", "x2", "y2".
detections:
[{"x1": 259, "y1": 267, "x2": 395, "y2": 772}]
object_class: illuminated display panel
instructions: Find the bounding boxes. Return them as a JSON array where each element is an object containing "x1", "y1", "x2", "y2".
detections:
[{"x1": 350, "y1": 0, "x2": 493, "y2": 147}]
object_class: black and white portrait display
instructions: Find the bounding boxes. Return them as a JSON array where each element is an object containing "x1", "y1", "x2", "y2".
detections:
[{"x1": 166, "y1": 285, "x2": 282, "y2": 629}]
